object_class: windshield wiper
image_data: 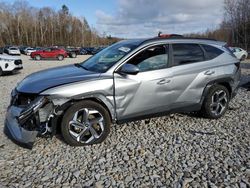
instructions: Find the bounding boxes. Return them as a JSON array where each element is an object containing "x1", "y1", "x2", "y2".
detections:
[{"x1": 74, "y1": 63, "x2": 89, "y2": 71}]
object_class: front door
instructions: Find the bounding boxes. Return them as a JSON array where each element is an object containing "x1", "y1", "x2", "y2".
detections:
[{"x1": 114, "y1": 44, "x2": 175, "y2": 120}]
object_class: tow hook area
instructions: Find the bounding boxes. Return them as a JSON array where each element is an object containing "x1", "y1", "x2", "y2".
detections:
[{"x1": 4, "y1": 96, "x2": 53, "y2": 149}]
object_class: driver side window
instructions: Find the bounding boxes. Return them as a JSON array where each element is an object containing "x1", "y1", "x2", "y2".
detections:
[{"x1": 127, "y1": 45, "x2": 168, "y2": 72}]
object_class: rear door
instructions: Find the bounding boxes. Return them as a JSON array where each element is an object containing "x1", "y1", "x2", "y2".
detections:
[
  {"x1": 166, "y1": 43, "x2": 212, "y2": 106},
  {"x1": 114, "y1": 44, "x2": 177, "y2": 120}
]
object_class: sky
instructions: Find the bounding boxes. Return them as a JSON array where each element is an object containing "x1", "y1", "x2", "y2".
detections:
[{"x1": 4, "y1": 0, "x2": 225, "y2": 38}]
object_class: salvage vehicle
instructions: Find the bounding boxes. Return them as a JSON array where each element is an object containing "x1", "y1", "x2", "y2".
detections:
[
  {"x1": 5, "y1": 34, "x2": 241, "y2": 148},
  {"x1": 0, "y1": 55, "x2": 23, "y2": 75},
  {"x1": 30, "y1": 48, "x2": 68, "y2": 61}
]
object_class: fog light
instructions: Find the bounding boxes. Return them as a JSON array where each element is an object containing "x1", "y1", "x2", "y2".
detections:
[{"x1": 5, "y1": 63, "x2": 8, "y2": 68}]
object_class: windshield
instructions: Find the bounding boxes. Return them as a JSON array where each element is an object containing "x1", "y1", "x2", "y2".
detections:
[{"x1": 80, "y1": 40, "x2": 142, "y2": 73}]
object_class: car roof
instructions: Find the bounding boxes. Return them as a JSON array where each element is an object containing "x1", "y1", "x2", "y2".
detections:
[{"x1": 124, "y1": 36, "x2": 227, "y2": 47}]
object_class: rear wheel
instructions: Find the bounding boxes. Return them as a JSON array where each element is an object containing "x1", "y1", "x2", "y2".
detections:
[
  {"x1": 57, "y1": 55, "x2": 64, "y2": 61},
  {"x1": 61, "y1": 101, "x2": 111, "y2": 146},
  {"x1": 34, "y1": 55, "x2": 41, "y2": 60},
  {"x1": 201, "y1": 85, "x2": 230, "y2": 119}
]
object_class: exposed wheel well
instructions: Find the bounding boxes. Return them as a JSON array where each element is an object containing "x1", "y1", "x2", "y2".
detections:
[{"x1": 216, "y1": 82, "x2": 232, "y2": 98}]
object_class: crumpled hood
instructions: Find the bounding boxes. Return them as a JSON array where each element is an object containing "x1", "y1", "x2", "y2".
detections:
[{"x1": 17, "y1": 64, "x2": 100, "y2": 93}]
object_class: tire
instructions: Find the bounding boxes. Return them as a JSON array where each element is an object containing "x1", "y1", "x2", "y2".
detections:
[
  {"x1": 70, "y1": 52, "x2": 77, "y2": 58},
  {"x1": 0, "y1": 67, "x2": 3, "y2": 76},
  {"x1": 34, "y1": 55, "x2": 41, "y2": 60},
  {"x1": 241, "y1": 55, "x2": 246, "y2": 61},
  {"x1": 57, "y1": 55, "x2": 64, "y2": 61},
  {"x1": 201, "y1": 85, "x2": 230, "y2": 119},
  {"x1": 61, "y1": 100, "x2": 111, "y2": 146}
]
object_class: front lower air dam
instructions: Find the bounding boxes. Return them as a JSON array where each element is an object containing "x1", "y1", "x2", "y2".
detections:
[{"x1": 4, "y1": 97, "x2": 47, "y2": 149}]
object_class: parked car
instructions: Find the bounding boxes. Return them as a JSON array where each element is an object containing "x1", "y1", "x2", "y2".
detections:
[
  {"x1": 0, "y1": 47, "x2": 3, "y2": 54},
  {"x1": 24, "y1": 47, "x2": 36, "y2": 55},
  {"x1": 65, "y1": 47, "x2": 80, "y2": 58},
  {"x1": 7, "y1": 47, "x2": 21, "y2": 55},
  {"x1": 30, "y1": 48, "x2": 68, "y2": 61},
  {"x1": 230, "y1": 47, "x2": 248, "y2": 61},
  {"x1": 3, "y1": 45, "x2": 11, "y2": 54},
  {"x1": 4, "y1": 35, "x2": 241, "y2": 148},
  {"x1": 20, "y1": 46, "x2": 29, "y2": 54},
  {"x1": 79, "y1": 48, "x2": 88, "y2": 55},
  {"x1": 0, "y1": 55, "x2": 23, "y2": 75}
]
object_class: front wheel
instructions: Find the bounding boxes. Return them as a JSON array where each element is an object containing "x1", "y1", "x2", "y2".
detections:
[
  {"x1": 61, "y1": 101, "x2": 111, "y2": 146},
  {"x1": 201, "y1": 85, "x2": 230, "y2": 119}
]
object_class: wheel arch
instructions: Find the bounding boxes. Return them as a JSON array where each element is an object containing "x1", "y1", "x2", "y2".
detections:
[{"x1": 200, "y1": 77, "x2": 234, "y2": 105}]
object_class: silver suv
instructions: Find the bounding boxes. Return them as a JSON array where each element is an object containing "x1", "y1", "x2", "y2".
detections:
[{"x1": 5, "y1": 35, "x2": 241, "y2": 148}]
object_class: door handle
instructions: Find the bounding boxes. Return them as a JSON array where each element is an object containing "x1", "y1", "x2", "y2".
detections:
[
  {"x1": 157, "y1": 79, "x2": 170, "y2": 85},
  {"x1": 204, "y1": 70, "x2": 215, "y2": 75}
]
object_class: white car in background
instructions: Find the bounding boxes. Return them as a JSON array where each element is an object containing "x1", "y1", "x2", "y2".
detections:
[
  {"x1": 0, "y1": 55, "x2": 23, "y2": 75},
  {"x1": 7, "y1": 47, "x2": 21, "y2": 55},
  {"x1": 24, "y1": 47, "x2": 36, "y2": 55},
  {"x1": 230, "y1": 47, "x2": 248, "y2": 61}
]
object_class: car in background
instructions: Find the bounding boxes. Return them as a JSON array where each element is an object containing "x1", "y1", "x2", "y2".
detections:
[
  {"x1": 20, "y1": 46, "x2": 29, "y2": 54},
  {"x1": 79, "y1": 48, "x2": 88, "y2": 55},
  {"x1": 31, "y1": 47, "x2": 68, "y2": 61},
  {"x1": 65, "y1": 47, "x2": 80, "y2": 58},
  {"x1": 0, "y1": 47, "x2": 3, "y2": 54},
  {"x1": 7, "y1": 47, "x2": 21, "y2": 55},
  {"x1": 230, "y1": 47, "x2": 248, "y2": 61},
  {"x1": 3, "y1": 45, "x2": 12, "y2": 54},
  {"x1": 24, "y1": 47, "x2": 36, "y2": 55},
  {"x1": 92, "y1": 47, "x2": 106, "y2": 55},
  {"x1": 0, "y1": 55, "x2": 22, "y2": 75}
]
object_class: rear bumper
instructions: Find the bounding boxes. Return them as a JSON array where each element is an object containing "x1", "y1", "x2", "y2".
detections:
[{"x1": 4, "y1": 106, "x2": 38, "y2": 149}]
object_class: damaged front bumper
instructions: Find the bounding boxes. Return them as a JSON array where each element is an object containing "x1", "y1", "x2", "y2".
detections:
[{"x1": 4, "y1": 96, "x2": 48, "y2": 149}]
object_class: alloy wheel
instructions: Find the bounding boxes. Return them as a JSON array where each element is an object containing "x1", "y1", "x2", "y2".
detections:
[
  {"x1": 210, "y1": 90, "x2": 228, "y2": 116},
  {"x1": 68, "y1": 108, "x2": 105, "y2": 144}
]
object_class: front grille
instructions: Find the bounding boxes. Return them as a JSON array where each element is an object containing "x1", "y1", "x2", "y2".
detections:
[{"x1": 14, "y1": 60, "x2": 22, "y2": 65}]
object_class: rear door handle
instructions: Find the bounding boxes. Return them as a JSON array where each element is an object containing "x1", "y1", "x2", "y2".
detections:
[
  {"x1": 204, "y1": 70, "x2": 215, "y2": 75},
  {"x1": 157, "y1": 79, "x2": 171, "y2": 85}
]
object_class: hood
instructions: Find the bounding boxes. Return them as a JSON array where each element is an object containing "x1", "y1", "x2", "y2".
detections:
[
  {"x1": 16, "y1": 64, "x2": 100, "y2": 93},
  {"x1": 0, "y1": 55, "x2": 20, "y2": 60}
]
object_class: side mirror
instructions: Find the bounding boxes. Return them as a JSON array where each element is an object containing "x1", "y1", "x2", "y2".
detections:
[{"x1": 119, "y1": 64, "x2": 139, "y2": 75}]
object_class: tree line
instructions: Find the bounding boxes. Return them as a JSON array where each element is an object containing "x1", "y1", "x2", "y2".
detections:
[
  {"x1": 0, "y1": 1, "x2": 119, "y2": 47},
  {"x1": 186, "y1": 0, "x2": 250, "y2": 51}
]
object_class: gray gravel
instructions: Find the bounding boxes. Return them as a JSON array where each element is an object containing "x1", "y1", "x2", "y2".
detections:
[{"x1": 0, "y1": 55, "x2": 249, "y2": 187}]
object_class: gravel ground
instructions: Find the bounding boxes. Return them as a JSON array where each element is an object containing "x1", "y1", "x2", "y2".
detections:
[{"x1": 0, "y1": 55, "x2": 249, "y2": 187}]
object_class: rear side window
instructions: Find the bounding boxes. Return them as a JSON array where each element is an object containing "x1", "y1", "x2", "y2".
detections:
[
  {"x1": 201, "y1": 44, "x2": 223, "y2": 60},
  {"x1": 172, "y1": 43, "x2": 204, "y2": 66}
]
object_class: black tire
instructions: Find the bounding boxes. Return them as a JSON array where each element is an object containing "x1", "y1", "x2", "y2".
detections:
[
  {"x1": 241, "y1": 55, "x2": 246, "y2": 61},
  {"x1": 57, "y1": 55, "x2": 64, "y2": 61},
  {"x1": 61, "y1": 100, "x2": 111, "y2": 146},
  {"x1": 34, "y1": 55, "x2": 41, "y2": 60},
  {"x1": 70, "y1": 52, "x2": 77, "y2": 58},
  {"x1": 201, "y1": 85, "x2": 230, "y2": 119}
]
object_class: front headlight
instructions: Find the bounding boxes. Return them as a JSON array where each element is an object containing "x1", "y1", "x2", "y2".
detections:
[{"x1": 0, "y1": 58, "x2": 13, "y2": 62}]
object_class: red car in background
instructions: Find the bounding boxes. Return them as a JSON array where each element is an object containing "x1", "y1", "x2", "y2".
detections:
[{"x1": 31, "y1": 48, "x2": 68, "y2": 61}]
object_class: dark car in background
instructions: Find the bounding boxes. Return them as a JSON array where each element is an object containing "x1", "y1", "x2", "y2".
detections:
[
  {"x1": 65, "y1": 47, "x2": 80, "y2": 58},
  {"x1": 20, "y1": 46, "x2": 29, "y2": 54},
  {"x1": 0, "y1": 47, "x2": 3, "y2": 54}
]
